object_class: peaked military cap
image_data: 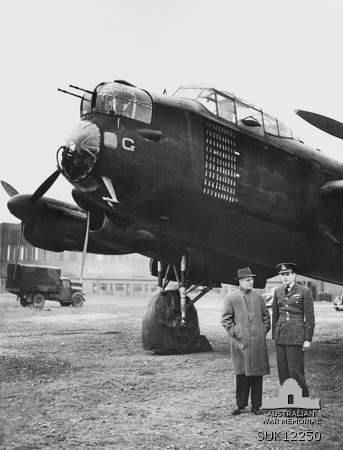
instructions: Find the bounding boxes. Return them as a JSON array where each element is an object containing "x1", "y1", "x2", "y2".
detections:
[
  {"x1": 237, "y1": 267, "x2": 256, "y2": 279},
  {"x1": 276, "y1": 262, "x2": 298, "y2": 274}
]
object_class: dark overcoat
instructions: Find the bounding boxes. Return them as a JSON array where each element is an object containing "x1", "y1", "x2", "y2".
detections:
[
  {"x1": 221, "y1": 287, "x2": 270, "y2": 376},
  {"x1": 272, "y1": 282, "x2": 315, "y2": 345}
]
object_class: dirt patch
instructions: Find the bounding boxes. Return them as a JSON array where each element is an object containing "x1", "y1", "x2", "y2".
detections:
[
  {"x1": 0, "y1": 354, "x2": 72, "y2": 382},
  {"x1": 0, "y1": 294, "x2": 342, "y2": 449}
]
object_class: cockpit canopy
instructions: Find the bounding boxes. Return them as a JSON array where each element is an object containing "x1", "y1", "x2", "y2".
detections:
[
  {"x1": 173, "y1": 87, "x2": 295, "y2": 140},
  {"x1": 81, "y1": 82, "x2": 152, "y2": 124}
]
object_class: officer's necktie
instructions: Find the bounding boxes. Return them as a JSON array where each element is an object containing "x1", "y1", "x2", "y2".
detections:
[{"x1": 285, "y1": 286, "x2": 290, "y2": 296}]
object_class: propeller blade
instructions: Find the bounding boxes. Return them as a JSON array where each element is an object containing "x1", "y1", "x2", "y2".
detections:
[
  {"x1": 31, "y1": 170, "x2": 60, "y2": 201},
  {"x1": 295, "y1": 110, "x2": 343, "y2": 139},
  {"x1": 13, "y1": 222, "x2": 24, "y2": 279},
  {"x1": 1, "y1": 180, "x2": 19, "y2": 197},
  {"x1": 80, "y1": 211, "x2": 90, "y2": 281}
]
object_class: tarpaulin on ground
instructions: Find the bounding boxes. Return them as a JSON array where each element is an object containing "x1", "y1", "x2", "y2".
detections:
[{"x1": 142, "y1": 289, "x2": 212, "y2": 354}]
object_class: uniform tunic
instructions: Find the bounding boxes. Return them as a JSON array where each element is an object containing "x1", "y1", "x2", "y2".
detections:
[
  {"x1": 221, "y1": 287, "x2": 270, "y2": 376},
  {"x1": 272, "y1": 283, "x2": 315, "y2": 345},
  {"x1": 272, "y1": 282, "x2": 315, "y2": 396}
]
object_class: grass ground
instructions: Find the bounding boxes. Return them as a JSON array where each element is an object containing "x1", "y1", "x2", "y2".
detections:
[{"x1": 0, "y1": 293, "x2": 342, "y2": 449}]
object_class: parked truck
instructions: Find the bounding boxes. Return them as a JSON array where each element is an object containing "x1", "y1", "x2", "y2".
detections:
[{"x1": 6, "y1": 263, "x2": 85, "y2": 308}]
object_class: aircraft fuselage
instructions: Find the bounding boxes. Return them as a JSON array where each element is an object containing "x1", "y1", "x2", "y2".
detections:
[{"x1": 7, "y1": 81, "x2": 343, "y2": 287}]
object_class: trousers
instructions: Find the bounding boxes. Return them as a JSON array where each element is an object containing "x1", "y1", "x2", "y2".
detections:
[
  {"x1": 275, "y1": 344, "x2": 309, "y2": 397},
  {"x1": 236, "y1": 374, "x2": 263, "y2": 408}
]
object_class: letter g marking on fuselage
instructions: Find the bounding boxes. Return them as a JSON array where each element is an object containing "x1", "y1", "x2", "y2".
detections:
[{"x1": 122, "y1": 137, "x2": 135, "y2": 151}]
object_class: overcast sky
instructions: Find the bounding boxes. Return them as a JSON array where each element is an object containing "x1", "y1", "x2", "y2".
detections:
[{"x1": 1, "y1": 0, "x2": 342, "y2": 222}]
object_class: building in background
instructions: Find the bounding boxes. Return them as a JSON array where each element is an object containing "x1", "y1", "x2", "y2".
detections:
[
  {"x1": 0, "y1": 223, "x2": 157, "y2": 295},
  {"x1": 1, "y1": 222, "x2": 341, "y2": 299}
]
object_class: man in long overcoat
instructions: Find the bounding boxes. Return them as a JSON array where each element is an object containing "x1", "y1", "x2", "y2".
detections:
[
  {"x1": 272, "y1": 262, "x2": 315, "y2": 397},
  {"x1": 221, "y1": 267, "x2": 270, "y2": 415}
]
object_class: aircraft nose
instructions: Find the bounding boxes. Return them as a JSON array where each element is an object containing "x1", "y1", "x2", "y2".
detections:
[
  {"x1": 7, "y1": 194, "x2": 34, "y2": 221},
  {"x1": 57, "y1": 121, "x2": 101, "y2": 182}
]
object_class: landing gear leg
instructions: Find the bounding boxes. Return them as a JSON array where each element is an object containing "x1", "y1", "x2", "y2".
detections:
[
  {"x1": 180, "y1": 255, "x2": 187, "y2": 326},
  {"x1": 155, "y1": 256, "x2": 212, "y2": 324},
  {"x1": 158, "y1": 261, "x2": 163, "y2": 292}
]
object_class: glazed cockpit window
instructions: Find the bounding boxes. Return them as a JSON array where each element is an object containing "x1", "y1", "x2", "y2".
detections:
[
  {"x1": 263, "y1": 113, "x2": 278, "y2": 136},
  {"x1": 278, "y1": 120, "x2": 293, "y2": 138},
  {"x1": 94, "y1": 82, "x2": 152, "y2": 124},
  {"x1": 174, "y1": 87, "x2": 217, "y2": 114},
  {"x1": 196, "y1": 89, "x2": 217, "y2": 114},
  {"x1": 217, "y1": 94, "x2": 235, "y2": 123},
  {"x1": 236, "y1": 101, "x2": 263, "y2": 126},
  {"x1": 174, "y1": 87, "x2": 203, "y2": 100},
  {"x1": 174, "y1": 86, "x2": 295, "y2": 139}
]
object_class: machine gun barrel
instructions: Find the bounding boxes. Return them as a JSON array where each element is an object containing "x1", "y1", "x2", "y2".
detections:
[
  {"x1": 57, "y1": 88, "x2": 90, "y2": 101},
  {"x1": 69, "y1": 84, "x2": 93, "y2": 95}
]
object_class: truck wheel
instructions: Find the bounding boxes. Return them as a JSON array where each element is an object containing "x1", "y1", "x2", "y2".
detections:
[
  {"x1": 60, "y1": 301, "x2": 71, "y2": 307},
  {"x1": 71, "y1": 293, "x2": 84, "y2": 308},
  {"x1": 20, "y1": 297, "x2": 29, "y2": 307},
  {"x1": 32, "y1": 293, "x2": 45, "y2": 309}
]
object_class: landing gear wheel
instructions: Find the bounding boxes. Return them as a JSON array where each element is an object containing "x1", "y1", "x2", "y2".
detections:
[
  {"x1": 19, "y1": 297, "x2": 29, "y2": 307},
  {"x1": 60, "y1": 301, "x2": 71, "y2": 307},
  {"x1": 71, "y1": 293, "x2": 84, "y2": 308},
  {"x1": 32, "y1": 293, "x2": 45, "y2": 309}
]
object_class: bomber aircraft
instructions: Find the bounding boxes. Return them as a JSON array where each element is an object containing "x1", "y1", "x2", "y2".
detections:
[{"x1": 2, "y1": 80, "x2": 343, "y2": 346}]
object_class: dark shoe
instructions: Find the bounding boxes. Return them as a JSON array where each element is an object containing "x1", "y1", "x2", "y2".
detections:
[
  {"x1": 231, "y1": 407, "x2": 244, "y2": 415},
  {"x1": 251, "y1": 407, "x2": 261, "y2": 415}
]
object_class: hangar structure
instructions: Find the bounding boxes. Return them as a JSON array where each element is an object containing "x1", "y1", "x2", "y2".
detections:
[{"x1": 0, "y1": 222, "x2": 156, "y2": 295}]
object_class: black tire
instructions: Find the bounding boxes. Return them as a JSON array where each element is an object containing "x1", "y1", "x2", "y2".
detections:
[
  {"x1": 60, "y1": 301, "x2": 71, "y2": 307},
  {"x1": 20, "y1": 297, "x2": 29, "y2": 307},
  {"x1": 71, "y1": 293, "x2": 84, "y2": 308},
  {"x1": 32, "y1": 293, "x2": 45, "y2": 309}
]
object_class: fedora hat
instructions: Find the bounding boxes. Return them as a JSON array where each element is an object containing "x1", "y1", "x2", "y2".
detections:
[
  {"x1": 276, "y1": 262, "x2": 298, "y2": 274},
  {"x1": 237, "y1": 267, "x2": 256, "y2": 279}
]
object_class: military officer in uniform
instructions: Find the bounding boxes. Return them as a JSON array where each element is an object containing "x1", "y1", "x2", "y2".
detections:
[
  {"x1": 221, "y1": 267, "x2": 270, "y2": 415},
  {"x1": 272, "y1": 263, "x2": 315, "y2": 397}
]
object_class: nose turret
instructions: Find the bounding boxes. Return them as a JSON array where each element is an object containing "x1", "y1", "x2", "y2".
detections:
[{"x1": 57, "y1": 121, "x2": 100, "y2": 182}]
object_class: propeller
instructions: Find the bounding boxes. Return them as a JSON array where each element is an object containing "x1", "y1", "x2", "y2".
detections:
[
  {"x1": 2, "y1": 170, "x2": 61, "y2": 203},
  {"x1": 295, "y1": 110, "x2": 343, "y2": 140},
  {"x1": 1, "y1": 181, "x2": 18, "y2": 197},
  {"x1": 31, "y1": 169, "x2": 60, "y2": 201},
  {"x1": 0, "y1": 181, "x2": 24, "y2": 277}
]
